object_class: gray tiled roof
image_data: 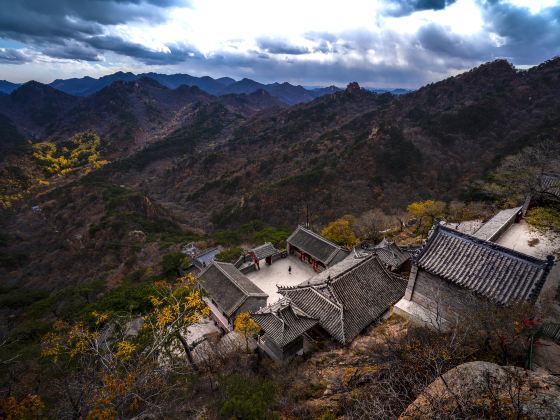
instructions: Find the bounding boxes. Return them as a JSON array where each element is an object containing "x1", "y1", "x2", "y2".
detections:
[
  {"x1": 198, "y1": 262, "x2": 268, "y2": 317},
  {"x1": 252, "y1": 298, "x2": 318, "y2": 347},
  {"x1": 278, "y1": 255, "x2": 406, "y2": 344},
  {"x1": 374, "y1": 238, "x2": 411, "y2": 269},
  {"x1": 416, "y1": 224, "x2": 553, "y2": 305},
  {"x1": 539, "y1": 172, "x2": 560, "y2": 199},
  {"x1": 251, "y1": 242, "x2": 278, "y2": 260},
  {"x1": 194, "y1": 247, "x2": 220, "y2": 268},
  {"x1": 473, "y1": 207, "x2": 521, "y2": 241},
  {"x1": 287, "y1": 226, "x2": 350, "y2": 267}
]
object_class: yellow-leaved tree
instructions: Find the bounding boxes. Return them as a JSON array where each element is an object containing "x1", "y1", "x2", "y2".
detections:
[
  {"x1": 32, "y1": 131, "x2": 107, "y2": 177},
  {"x1": 0, "y1": 395, "x2": 45, "y2": 419},
  {"x1": 143, "y1": 274, "x2": 210, "y2": 369},
  {"x1": 40, "y1": 273, "x2": 209, "y2": 418},
  {"x1": 321, "y1": 218, "x2": 358, "y2": 248},
  {"x1": 234, "y1": 312, "x2": 261, "y2": 353},
  {"x1": 41, "y1": 316, "x2": 143, "y2": 419},
  {"x1": 406, "y1": 200, "x2": 446, "y2": 235}
]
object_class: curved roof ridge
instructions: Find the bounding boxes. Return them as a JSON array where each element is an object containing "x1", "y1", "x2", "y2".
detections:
[
  {"x1": 279, "y1": 284, "x2": 342, "y2": 311},
  {"x1": 431, "y1": 224, "x2": 551, "y2": 266},
  {"x1": 290, "y1": 225, "x2": 346, "y2": 250},
  {"x1": 213, "y1": 261, "x2": 268, "y2": 296},
  {"x1": 331, "y1": 254, "x2": 395, "y2": 285}
]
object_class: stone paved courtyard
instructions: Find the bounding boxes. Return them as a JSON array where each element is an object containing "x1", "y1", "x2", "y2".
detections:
[
  {"x1": 496, "y1": 220, "x2": 560, "y2": 259},
  {"x1": 247, "y1": 255, "x2": 316, "y2": 304}
]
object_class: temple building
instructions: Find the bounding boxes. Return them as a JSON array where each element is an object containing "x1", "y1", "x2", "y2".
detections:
[
  {"x1": 198, "y1": 261, "x2": 268, "y2": 331},
  {"x1": 287, "y1": 225, "x2": 349, "y2": 271},
  {"x1": 192, "y1": 247, "x2": 221, "y2": 271},
  {"x1": 395, "y1": 223, "x2": 554, "y2": 328},
  {"x1": 247, "y1": 242, "x2": 279, "y2": 268},
  {"x1": 252, "y1": 298, "x2": 319, "y2": 361},
  {"x1": 371, "y1": 238, "x2": 413, "y2": 273},
  {"x1": 252, "y1": 252, "x2": 406, "y2": 359}
]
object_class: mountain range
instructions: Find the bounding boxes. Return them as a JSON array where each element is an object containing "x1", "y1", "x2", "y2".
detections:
[
  {"x1": 1, "y1": 57, "x2": 560, "y2": 290},
  {"x1": 0, "y1": 72, "x2": 410, "y2": 105}
]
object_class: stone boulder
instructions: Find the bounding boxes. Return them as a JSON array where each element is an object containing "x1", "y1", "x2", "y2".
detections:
[{"x1": 400, "y1": 361, "x2": 560, "y2": 419}]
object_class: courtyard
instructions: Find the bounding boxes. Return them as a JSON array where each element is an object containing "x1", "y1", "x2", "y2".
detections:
[
  {"x1": 496, "y1": 220, "x2": 560, "y2": 259},
  {"x1": 246, "y1": 255, "x2": 317, "y2": 304}
]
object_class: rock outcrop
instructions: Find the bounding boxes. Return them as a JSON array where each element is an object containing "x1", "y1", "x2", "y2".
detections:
[{"x1": 400, "y1": 361, "x2": 560, "y2": 419}]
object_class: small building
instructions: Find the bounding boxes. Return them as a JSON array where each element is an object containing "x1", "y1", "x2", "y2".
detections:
[
  {"x1": 372, "y1": 238, "x2": 412, "y2": 273},
  {"x1": 192, "y1": 247, "x2": 221, "y2": 271},
  {"x1": 248, "y1": 242, "x2": 279, "y2": 267},
  {"x1": 198, "y1": 261, "x2": 268, "y2": 331},
  {"x1": 277, "y1": 254, "x2": 406, "y2": 345},
  {"x1": 396, "y1": 223, "x2": 554, "y2": 328},
  {"x1": 252, "y1": 298, "x2": 319, "y2": 361},
  {"x1": 287, "y1": 225, "x2": 349, "y2": 271}
]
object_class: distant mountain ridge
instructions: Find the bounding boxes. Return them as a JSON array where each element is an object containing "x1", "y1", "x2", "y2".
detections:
[
  {"x1": 0, "y1": 79, "x2": 21, "y2": 94},
  {"x1": 0, "y1": 77, "x2": 285, "y2": 153},
  {"x1": 0, "y1": 72, "x2": 410, "y2": 105}
]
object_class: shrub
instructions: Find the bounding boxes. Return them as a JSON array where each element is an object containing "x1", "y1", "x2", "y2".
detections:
[
  {"x1": 220, "y1": 374, "x2": 278, "y2": 420},
  {"x1": 212, "y1": 221, "x2": 289, "y2": 247},
  {"x1": 253, "y1": 227, "x2": 290, "y2": 247},
  {"x1": 526, "y1": 206, "x2": 560, "y2": 233},
  {"x1": 0, "y1": 287, "x2": 48, "y2": 309},
  {"x1": 215, "y1": 247, "x2": 245, "y2": 263},
  {"x1": 161, "y1": 252, "x2": 191, "y2": 279},
  {"x1": 32, "y1": 132, "x2": 106, "y2": 176}
]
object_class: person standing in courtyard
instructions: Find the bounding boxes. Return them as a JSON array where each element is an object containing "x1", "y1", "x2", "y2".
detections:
[{"x1": 288, "y1": 265, "x2": 292, "y2": 275}]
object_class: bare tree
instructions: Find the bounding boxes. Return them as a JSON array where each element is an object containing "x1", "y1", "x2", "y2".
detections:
[
  {"x1": 354, "y1": 208, "x2": 399, "y2": 241},
  {"x1": 482, "y1": 140, "x2": 560, "y2": 207}
]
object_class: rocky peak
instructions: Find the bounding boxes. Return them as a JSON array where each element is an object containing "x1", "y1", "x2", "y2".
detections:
[{"x1": 346, "y1": 82, "x2": 361, "y2": 92}]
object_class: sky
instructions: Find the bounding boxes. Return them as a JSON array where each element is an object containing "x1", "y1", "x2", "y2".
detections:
[{"x1": 0, "y1": 0, "x2": 558, "y2": 88}]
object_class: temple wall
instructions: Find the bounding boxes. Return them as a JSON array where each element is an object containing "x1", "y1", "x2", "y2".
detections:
[{"x1": 409, "y1": 270, "x2": 479, "y2": 324}]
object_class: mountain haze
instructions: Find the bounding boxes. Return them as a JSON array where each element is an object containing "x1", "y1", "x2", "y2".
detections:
[{"x1": 0, "y1": 71, "x2": 410, "y2": 105}]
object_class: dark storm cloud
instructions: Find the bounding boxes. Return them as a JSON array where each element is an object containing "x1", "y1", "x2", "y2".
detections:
[
  {"x1": 87, "y1": 35, "x2": 201, "y2": 64},
  {"x1": 0, "y1": 0, "x2": 191, "y2": 62},
  {"x1": 481, "y1": 1, "x2": 560, "y2": 64},
  {"x1": 0, "y1": 0, "x2": 186, "y2": 29},
  {"x1": 256, "y1": 38, "x2": 309, "y2": 55},
  {"x1": 303, "y1": 32, "x2": 338, "y2": 53},
  {"x1": 385, "y1": 0, "x2": 457, "y2": 17},
  {"x1": 185, "y1": 30, "x2": 474, "y2": 88},
  {"x1": 0, "y1": 48, "x2": 32, "y2": 64},
  {"x1": 0, "y1": 0, "x2": 559, "y2": 88},
  {"x1": 417, "y1": 24, "x2": 490, "y2": 60},
  {"x1": 41, "y1": 43, "x2": 102, "y2": 62}
]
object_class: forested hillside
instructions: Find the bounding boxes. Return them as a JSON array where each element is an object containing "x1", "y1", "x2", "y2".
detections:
[{"x1": 1, "y1": 58, "x2": 560, "y2": 291}]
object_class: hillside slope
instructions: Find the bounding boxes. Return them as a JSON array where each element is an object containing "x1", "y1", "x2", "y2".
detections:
[
  {"x1": 1, "y1": 58, "x2": 560, "y2": 290},
  {"x1": 102, "y1": 59, "x2": 560, "y2": 228}
]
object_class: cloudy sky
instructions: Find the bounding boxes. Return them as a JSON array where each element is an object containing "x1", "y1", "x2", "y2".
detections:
[{"x1": 0, "y1": 0, "x2": 558, "y2": 88}]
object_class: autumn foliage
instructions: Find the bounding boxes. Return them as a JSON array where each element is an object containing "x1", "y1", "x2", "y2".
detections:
[
  {"x1": 406, "y1": 200, "x2": 446, "y2": 235},
  {"x1": 37, "y1": 273, "x2": 210, "y2": 418},
  {"x1": 0, "y1": 394, "x2": 44, "y2": 420},
  {"x1": 321, "y1": 217, "x2": 359, "y2": 248},
  {"x1": 32, "y1": 132, "x2": 107, "y2": 177},
  {"x1": 234, "y1": 312, "x2": 261, "y2": 353}
]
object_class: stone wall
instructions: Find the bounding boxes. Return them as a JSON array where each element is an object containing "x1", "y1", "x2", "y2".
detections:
[{"x1": 410, "y1": 270, "x2": 479, "y2": 324}]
